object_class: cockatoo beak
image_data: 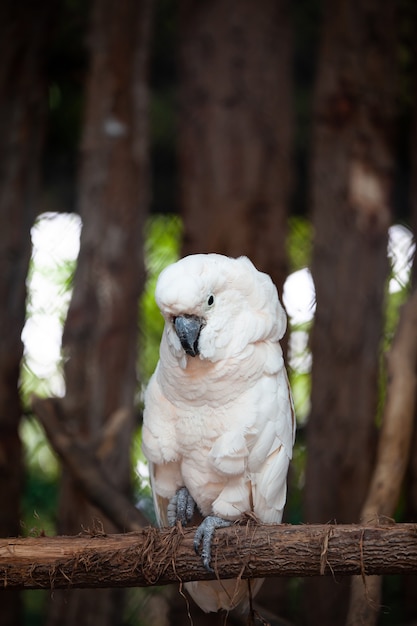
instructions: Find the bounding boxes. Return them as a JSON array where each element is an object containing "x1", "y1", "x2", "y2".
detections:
[{"x1": 174, "y1": 315, "x2": 204, "y2": 357}]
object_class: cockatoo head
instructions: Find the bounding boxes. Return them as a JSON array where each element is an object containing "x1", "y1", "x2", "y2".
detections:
[{"x1": 155, "y1": 254, "x2": 287, "y2": 365}]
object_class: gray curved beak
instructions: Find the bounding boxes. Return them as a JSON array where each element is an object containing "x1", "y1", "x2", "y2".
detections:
[{"x1": 174, "y1": 315, "x2": 204, "y2": 357}]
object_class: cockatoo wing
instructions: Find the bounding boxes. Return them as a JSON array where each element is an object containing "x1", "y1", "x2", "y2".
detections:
[{"x1": 248, "y1": 368, "x2": 295, "y2": 524}]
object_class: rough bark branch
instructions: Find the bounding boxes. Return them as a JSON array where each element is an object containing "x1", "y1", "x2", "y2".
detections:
[
  {"x1": 347, "y1": 287, "x2": 417, "y2": 626},
  {"x1": 0, "y1": 523, "x2": 416, "y2": 591},
  {"x1": 32, "y1": 396, "x2": 148, "y2": 531}
]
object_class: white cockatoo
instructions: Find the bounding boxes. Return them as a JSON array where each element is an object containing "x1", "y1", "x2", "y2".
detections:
[{"x1": 142, "y1": 254, "x2": 295, "y2": 613}]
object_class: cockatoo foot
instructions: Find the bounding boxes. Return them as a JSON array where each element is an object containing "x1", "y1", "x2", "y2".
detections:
[
  {"x1": 194, "y1": 515, "x2": 232, "y2": 572},
  {"x1": 167, "y1": 486, "x2": 196, "y2": 527}
]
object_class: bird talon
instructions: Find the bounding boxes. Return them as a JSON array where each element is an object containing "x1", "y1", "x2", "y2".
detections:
[
  {"x1": 202, "y1": 555, "x2": 214, "y2": 574},
  {"x1": 194, "y1": 515, "x2": 232, "y2": 572},
  {"x1": 168, "y1": 486, "x2": 196, "y2": 527}
]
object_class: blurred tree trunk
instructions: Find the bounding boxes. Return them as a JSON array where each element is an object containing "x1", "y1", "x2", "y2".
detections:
[
  {"x1": 304, "y1": 1, "x2": 398, "y2": 625},
  {"x1": 46, "y1": 1, "x2": 153, "y2": 625},
  {"x1": 0, "y1": 2, "x2": 54, "y2": 624},
  {"x1": 177, "y1": 2, "x2": 293, "y2": 623},
  {"x1": 178, "y1": 0, "x2": 293, "y2": 297},
  {"x1": 404, "y1": 22, "x2": 417, "y2": 622}
]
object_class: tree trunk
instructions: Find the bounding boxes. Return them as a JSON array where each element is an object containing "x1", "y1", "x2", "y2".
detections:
[
  {"x1": 46, "y1": 1, "x2": 153, "y2": 625},
  {"x1": 0, "y1": 2, "x2": 54, "y2": 624},
  {"x1": 403, "y1": 26, "x2": 417, "y2": 622},
  {"x1": 178, "y1": 0, "x2": 293, "y2": 296},
  {"x1": 177, "y1": 3, "x2": 293, "y2": 622},
  {"x1": 305, "y1": 1, "x2": 398, "y2": 624}
]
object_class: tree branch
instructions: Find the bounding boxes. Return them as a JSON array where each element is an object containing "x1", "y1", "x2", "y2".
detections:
[
  {"x1": 31, "y1": 396, "x2": 148, "y2": 531},
  {"x1": 1, "y1": 523, "x2": 417, "y2": 591},
  {"x1": 347, "y1": 287, "x2": 417, "y2": 626}
]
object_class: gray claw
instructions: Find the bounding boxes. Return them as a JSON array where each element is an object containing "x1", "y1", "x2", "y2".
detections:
[
  {"x1": 194, "y1": 515, "x2": 232, "y2": 572},
  {"x1": 167, "y1": 486, "x2": 196, "y2": 527}
]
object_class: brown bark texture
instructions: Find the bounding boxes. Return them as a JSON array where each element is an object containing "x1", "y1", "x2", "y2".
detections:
[
  {"x1": 1, "y1": 524, "x2": 416, "y2": 591},
  {"x1": 404, "y1": 14, "x2": 417, "y2": 622},
  {"x1": 0, "y1": 1, "x2": 55, "y2": 624},
  {"x1": 305, "y1": 0, "x2": 398, "y2": 624},
  {"x1": 178, "y1": 0, "x2": 293, "y2": 295},
  {"x1": 43, "y1": 1, "x2": 153, "y2": 625},
  {"x1": 347, "y1": 287, "x2": 417, "y2": 622}
]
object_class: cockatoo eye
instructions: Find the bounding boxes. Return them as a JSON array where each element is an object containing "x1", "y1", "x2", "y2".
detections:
[{"x1": 207, "y1": 294, "x2": 215, "y2": 307}]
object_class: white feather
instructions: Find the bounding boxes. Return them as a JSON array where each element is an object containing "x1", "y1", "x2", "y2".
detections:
[{"x1": 142, "y1": 254, "x2": 295, "y2": 612}]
